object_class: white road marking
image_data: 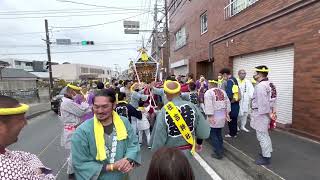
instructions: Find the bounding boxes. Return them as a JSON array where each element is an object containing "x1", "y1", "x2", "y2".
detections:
[
  {"x1": 194, "y1": 152, "x2": 222, "y2": 180},
  {"x1": 56, "y1": 159, "x2": 68, "y2": 178},
  {"x1": 37, "y1": 133, "x2": 60, "y2": 157}
]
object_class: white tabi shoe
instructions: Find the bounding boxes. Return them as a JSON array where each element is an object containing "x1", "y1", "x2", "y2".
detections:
[{"x1": 240, "y1": 127, "x2": 250, "y2": 132}]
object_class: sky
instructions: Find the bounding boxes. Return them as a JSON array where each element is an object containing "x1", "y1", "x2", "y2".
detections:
[{"x1": 0, "y1": 0, "x2": 161, "y2": 71}]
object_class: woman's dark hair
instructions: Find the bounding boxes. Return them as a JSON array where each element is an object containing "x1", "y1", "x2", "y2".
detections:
[
  {"x1": 219, "y1": 68, "x2": 231, "y2": 75},
  {"x1": 117, "y1": 92, "x2": 126, "y2": 101},
  {"x1": 97, "y1": 82, "x2": 105, "y2": 89},
  {"x1": 146, "y1": 147, "x2": 195, "y2": 180},
  {"x1": 188, "y1": 82, "x2": 196, "y2": 91},
  {"x1": 93, "y1": 88, "x2": 116, "y2": 103}
]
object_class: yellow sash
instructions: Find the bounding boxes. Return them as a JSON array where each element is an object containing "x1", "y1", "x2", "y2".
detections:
[
  {"x1": 94, "y1": 111, "x2": 128, "y2": 161},
  {"x1": 164, "y1": 102, "x2": 195, "y2": 155}
]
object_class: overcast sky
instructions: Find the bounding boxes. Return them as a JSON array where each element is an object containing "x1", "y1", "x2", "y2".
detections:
[{"x1": 0, "y1": 0, "x2": 160, "y2": 71}]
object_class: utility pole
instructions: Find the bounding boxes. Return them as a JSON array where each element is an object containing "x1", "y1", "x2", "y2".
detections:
[
  {"x1": 45, "y1": 19, "x2": 53, "y2": 98},
  {"x1": 164, "y1": 0, "x2": 170, "y2": 78},
  {"x1": 154, "y1": 0, "x2": 160, "y2": 81}
]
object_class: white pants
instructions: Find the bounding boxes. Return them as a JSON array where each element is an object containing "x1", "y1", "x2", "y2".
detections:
[
  {"x1": 139, "y1": 129, "x2": 151, "y2": 146},
  {"x1": 131, "y1": 117, "x2": 138, "y2": 135},
  {"x1": 67, "y1": 152, "x2": 74, "y2": 175},
  {"x1": 238, "y1": 112, "x2": 249, "y2": 129},
  {"x1": 256, "y1": 130, "x2": 273, "y2": 158}
]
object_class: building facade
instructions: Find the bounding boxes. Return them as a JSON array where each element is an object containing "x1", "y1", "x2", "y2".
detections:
[
  {"x1": 1, "y1": 58, "x2": 59, "y2": 72},
  {"x1": 52, "y1": 63, "x2": 112, "y2": 82},
  {"x1": 168, "y1": 0, "x2": 320, "y2": 139}
]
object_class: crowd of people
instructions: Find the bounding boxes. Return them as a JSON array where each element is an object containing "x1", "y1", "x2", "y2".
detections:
[{"x1": 0, "y1": 65, "x2": 277, "y2": 180}]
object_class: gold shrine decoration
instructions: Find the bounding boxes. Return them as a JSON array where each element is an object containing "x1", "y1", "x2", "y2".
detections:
[
  {"x1": 138, "y1": 48, "x2": 149, "y2": 62},
  {"x1": 141, "y1": 52, "x2": 149, "y2": 62}
]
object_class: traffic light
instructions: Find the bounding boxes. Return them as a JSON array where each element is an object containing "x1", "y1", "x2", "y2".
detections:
[
  {"x1": 46, "y1": 61, "x2": 50, "y2": 69},
  {"x1": 81, "y1": 41, "x2": 94, "y2": 45}
]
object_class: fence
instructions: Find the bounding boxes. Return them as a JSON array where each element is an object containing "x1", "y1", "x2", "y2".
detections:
[{"x1": 0, "y1": 87, "x2": 49, "y2": 103}]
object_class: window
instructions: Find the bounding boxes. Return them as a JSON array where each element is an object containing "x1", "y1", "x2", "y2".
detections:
[
  {"x1": 225, "y1": 0, "x2": 259, "y2": 19},
  {"x1": 15, "y1": 61, "x2": 21, "y2": 65},
  {"x1": 175, "y1": 26, "x2": 186, "y2": 50},
  {"x1": 89, "y1": 68, "x2": 104, "y2": 74},
  {"x1": 25, "y1": 62, "x2": 32, "y2": 66},
  {"x1": 200, "y1": 12, "x2": 208, "y2": 34},
  {"x1": 81, "y1": 67, "x2": 89, "y2": 73}
]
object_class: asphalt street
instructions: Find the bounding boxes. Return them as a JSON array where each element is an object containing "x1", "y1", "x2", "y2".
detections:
[{"x1": 9, "y1": 111, "x2": 219, "y2": 180}]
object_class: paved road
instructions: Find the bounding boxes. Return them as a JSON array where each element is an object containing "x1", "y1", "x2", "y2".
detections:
[{"x1": 9, "y1": 111, "x2": 217, "y2": 180}]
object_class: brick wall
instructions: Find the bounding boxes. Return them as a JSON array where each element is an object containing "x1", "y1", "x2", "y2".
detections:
[{"x1": 169, "y1": 0, "x2": 320, "y2": 139}]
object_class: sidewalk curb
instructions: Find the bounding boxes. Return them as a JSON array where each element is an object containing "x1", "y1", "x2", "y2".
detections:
[
  {"x1": 26, "y1": 109, "x2": 51, "y2": 120},
  {"x1": 223, "y1": 141, "x2": 285, "y2": 180}
]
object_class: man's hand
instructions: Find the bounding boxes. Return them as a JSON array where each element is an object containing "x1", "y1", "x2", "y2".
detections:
[
  {"x1": 34, "y1": 168, "x2": 43, "y2": 175},
  {"x1": 114, "y1": 158, "x2": 133, "y2": 173},
  {"x1": 226, "y1": 115, "x2": 231, "y2": 122}
]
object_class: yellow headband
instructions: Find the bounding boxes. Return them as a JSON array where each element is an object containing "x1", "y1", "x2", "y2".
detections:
[
  {"x1": 208, "y1": 80, "x2": 219, "y2": 84},
  {"x1": 67, "y1": 83, "x2": 82, "y2": 91},
  {"x1": 130, "y1": 83, "x2": 137, "y2": 92},
  {"x1": 164, "y1": 80, "x2": 181, "y2": 94},
  {"x1": 255, "y1": 67, "x2": 270, "y2": 72},
  {"x1": 0, "y1": 104, "x2": 29, "y2": 116}
]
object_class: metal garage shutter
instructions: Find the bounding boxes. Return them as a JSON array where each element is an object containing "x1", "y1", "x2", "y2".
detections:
[{"x1": 233, "y1": 46, "x2": 294, "y2": 125}]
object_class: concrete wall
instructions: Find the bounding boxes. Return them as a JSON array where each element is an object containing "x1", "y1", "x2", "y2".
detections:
[
  {"x1": 0, "y1": 79, "x2": 36, "y2": 90},
  {"x1": 52, "y1": 64, "x2": 78, "y2": 81}
]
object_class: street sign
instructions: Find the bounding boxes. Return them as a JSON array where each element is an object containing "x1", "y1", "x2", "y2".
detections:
[
  {"x1": 124, "y1": 29, "x2": 140, "y2": 34},
  {"x1": 123, "y1": 21, "x2": 140, "y2": 29},
  {"x1": 124, "y1": 21, "x2": 140, "y2": 34},
  {"x1": 56, "y1": 39, "x2": 71, "y2": 45}
]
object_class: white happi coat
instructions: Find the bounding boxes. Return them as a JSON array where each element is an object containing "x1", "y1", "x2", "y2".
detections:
[
  {"x1": 60, "y1": 97, "x2": 90, "y2": 149},
  {"x1": 0, "y1": 150, "x2": 55, "y2": 179},
  {"x1": 237, "y1": 78, "x2": 254, "y2": 116},
  {"x1": 250, "y1": 79, "x2": 277, "y2": 132},
  {"x1": 204, "y1": 88, "x2": 231, "y2": 128},
  {"x1": 137, "y1": 105, "x2": 151, "y2": 131}
]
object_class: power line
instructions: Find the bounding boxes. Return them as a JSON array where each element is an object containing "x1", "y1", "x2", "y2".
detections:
[
  {"x1": 56, "y1": 0, "x2": 149, "y2": 11},
  {"x1": 0, "y1": 8, "x2": 138, "y2": 13},
  {"x1": 0, "y1": 48, "x2": 138, "y2": 55},
  {"x1": 51, "y1": 11, "x2": 150, "y2": 29},
  {"x1": 0, "y1": 11, "x2": 145, "y2": 20},
  {"x1": 0, "y1": 9, "x2": 146, "y2": 15},
  {"x1": 0, "y1": 43, "x2": 141, "y2": 48},
  {"x1": 0, "y1": 31, "x2": 45, "y2": 36}
]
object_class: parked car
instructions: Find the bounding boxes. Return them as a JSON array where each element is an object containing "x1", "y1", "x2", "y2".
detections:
[{"x1": 51, "y1": 87, "x2": 66, "y2": 114}]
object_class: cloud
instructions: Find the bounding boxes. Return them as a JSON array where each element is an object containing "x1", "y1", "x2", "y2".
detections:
[{"x1": 0, "y1": 0, "x2": 157, "y2": 70}]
